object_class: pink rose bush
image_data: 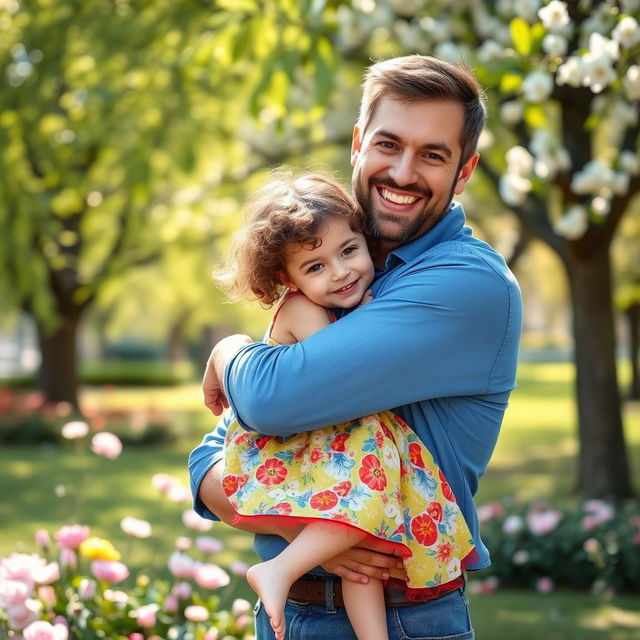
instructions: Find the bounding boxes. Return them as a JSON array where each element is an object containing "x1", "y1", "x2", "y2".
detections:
[
  {"x1": 472, "y1": 497, "x2": 640, "y2": 593},
  {"x1": 0, "y1": 423, "x2": 253, "y2": 639}
]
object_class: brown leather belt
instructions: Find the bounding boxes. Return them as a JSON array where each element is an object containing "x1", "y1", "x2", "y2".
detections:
[{"x1": 287, "y1": 574, "x2": 464, "y2": 609}]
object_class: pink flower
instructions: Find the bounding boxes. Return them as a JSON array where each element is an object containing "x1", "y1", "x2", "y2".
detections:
[
  {"x1": 171, "y1": 581, "x2": 193, "y2": 600},
  {"x1": 0, "y1": 553, "x2": 46, "y2": 587},
  {"x1": 175, "y1": 536, "x2": 192, "y2": 550},
  {"x1": 231, "y1": 598, "x2": 252, "y2": 616},
  {"x1": 34, "y1": 562, "x2": 60, "y2": 585},
  {"x1": 90, "y1": 560, "x2": 129, "y2": 583},
  {"x1": 203, "y1": 630, "x2": 220, "y2": 640},
  {"x1": 61, "y1": 421, "x2": 89, "y2": 440},
  {"x1": 78, "y1": 578, "x2": 96, "y2": 600},
  {"x1": 229, "y1": 561, "x2": 249, "y2": 577},
  {"x1": 182, "y1": 510, "x2": 214, "y2": 531},
  {"x1": 195, "y1": 536, "x2": 223, "y2": 554},
  {"x1": 35, "y1": 529, "x2": 51, "y2": 550},
  {"x1": 7, "y1": 599, "x2": 42, "y2": 630},
  {"x1": 151, "y1": 473, "x2": 178, "y2": 493},
  {"x1": 168, "y1": 552, "x2": 196, "y2": 579},
  {"x1": 583, "y1": 538, "x2": 600, "y2": 553},
  {"x1": 120, "y1": 517, "x2": 152, "y2": 538},
  {"x1": 184, "y1": 605, "x2": 209, "y2": 622},
  {"x1": 235, "y1": 614, "x2": 251, "y2": 630},
  {"x1": 167, "y1": 484, "x2": 192, "y2": 503},
  {"x1": 0, "y1": 579, "x2": 31, "y2": 607},
  {"x1": 536, "y1": 577, "x2": 554, "y2": 593},
  {"x1": 22, "y1": 620, "x2": 68, "y2": 640},
  {"x1": 193, "y1": 563, "x2": 230, "y2": 590},
  {"x1": 526, "y1": 509, "x2": 563, "y2": 536},
  {"x1": 59, "y1": 549, "x2": 77, "y2": 570},
  {"x1": 129, "y1": 635, "x2": 144, "y2": 640},
  {"x1": 131, "y1": 603, "x2": 159, "y2": 627},
  {"x1": 91, "y1": 432, "x2": 122, "y2": 459},
  {"x1": 37, "y1": 586, "x2": 57, "y2": 607},
  {"x1": 512, "y1": 550, "x2": 529, "y2": 565},
  {"x1": 163, "y1": 594, "x2": 179, "y2": 613},
  {"x1": 55, "y1": 525, "x2": 90, "y2": 549}
]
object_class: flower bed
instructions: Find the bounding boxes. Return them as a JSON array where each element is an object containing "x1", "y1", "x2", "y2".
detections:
[{"x1": 471, "y1": 497, "x2": 640, "y2": 595}]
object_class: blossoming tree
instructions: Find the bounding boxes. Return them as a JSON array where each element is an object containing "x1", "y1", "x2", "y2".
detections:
[{"x1": 249, "y1": 0, "x2": 640, "y2": 499}]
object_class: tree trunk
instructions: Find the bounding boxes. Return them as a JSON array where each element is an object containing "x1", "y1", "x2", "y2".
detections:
[
  {"x1": 626, "y1": 303, "x2": 640, "y2": 399},
  {"x1": 36, "y1": 315, "x2": 81, "y2": 409},
  {"x1": 565, "y1": 246, "x2": 635, "y2": 499}
]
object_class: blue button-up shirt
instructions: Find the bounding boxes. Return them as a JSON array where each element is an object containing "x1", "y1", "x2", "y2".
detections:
[{"x1": 189, "y1": 202, "x2": 522, "y2": 571}]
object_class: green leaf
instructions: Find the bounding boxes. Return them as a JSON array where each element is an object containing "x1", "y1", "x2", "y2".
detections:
[
  {"x1": 500, "y1": 72, "x2": 523, "y2": 94},
  {"x1": 510, "y1": 17, "x2": 532, "y2": 56}
]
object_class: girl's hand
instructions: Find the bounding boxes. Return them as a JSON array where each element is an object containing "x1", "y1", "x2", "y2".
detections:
[{"x1": 202, "y1": 334, "x2": 253, "y2": 415}]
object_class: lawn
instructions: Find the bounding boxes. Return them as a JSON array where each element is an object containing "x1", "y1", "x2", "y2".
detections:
[{"x1": 1, "y1": 361, "x2": 639, "y2": 639}]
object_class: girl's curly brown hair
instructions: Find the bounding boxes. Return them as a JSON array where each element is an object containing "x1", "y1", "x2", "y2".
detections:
[{"x1": 217, "y1": 170, "x2": 366, "y2": 307}]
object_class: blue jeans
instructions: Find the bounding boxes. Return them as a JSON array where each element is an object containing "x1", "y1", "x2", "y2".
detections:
[{"x1": 254, "y1": 586, "x2": 475, "y2": 640}]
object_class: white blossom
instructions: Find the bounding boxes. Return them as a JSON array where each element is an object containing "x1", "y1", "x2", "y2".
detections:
[
  {"x1": 538, "y1": 1, "x2": 570, "y2": 33},
  {"x1": 581, "y1": 52, "x2": 616, "y2": 93},
  {"x1": 619, "y1": 150, "x2": 640, "y2": 176},
  {"x1": 499, "y1": 173, "x2": 533, "y2": 206},
  {"x1": 587, "y1": 33, "x2": 619, "y2": 62},
  {"x1": 612, "y1": 16, "x2": 640, "y2": 48},
  {"x1": 506, "y1": 145, "x2": 534, "y2": 176},
  {"x1": 591, "y1": 196, "x2": 610, "y2": 216},
  {"x1": 571, "y1": 159, "x2": 627, "y2": 197},
  {"x1": 623, "y1": 65, "x2": 640, "y2": 101},
  {"x1": 478, "y1": 39, "x2": 505, "y2": 64},
  {"x1": 542, "y1": 33, "x2": 568, "y2": 56},
  {"x1": 435, "y1": 41, "x2": 465, "y2": 61},
  {"x1": 530, "y1": 129, "x2": 555, "y2": 157},
  {"x1": 610, "y1": 100, "x2": 638, "y2": 128},
  {"x1": 556, "y1": 57, "x2": 584, "y2": 87},
  {"x1": 622, "y1": 0, "x2": 640, "y2": 13},
  {"x1": 581, "y1": 6, "x2": 617, "y2": 40},
  {"x1": 500, "y1": 100, "x2": 524, "y2": 125},
  {"x1": 554, "y1": 205, "x2": 588, "y2": 239},
  {"x1": 521, "y1": 71, "x2": 554, "y2": 102}
]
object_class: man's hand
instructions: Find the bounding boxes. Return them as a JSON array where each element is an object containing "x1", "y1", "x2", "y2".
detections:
[
  {"x1": 202, "y1": 334, "x2": 253, "y2": 415},
  {"x1": 322, "y1": 546, "x2": 405, "y2": 584}
]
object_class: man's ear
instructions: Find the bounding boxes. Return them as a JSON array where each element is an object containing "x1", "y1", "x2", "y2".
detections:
[
  {"x1": 350, "y1": 124, "x2": 362, "y2": 167},
  {"x1": 279, "y1": 271, "x2": 298, "y2": 291},
  {"x1": 454, "y1": 152, "x2": 480, "y2": 195}
]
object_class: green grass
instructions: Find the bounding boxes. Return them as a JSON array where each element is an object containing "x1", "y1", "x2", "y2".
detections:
[{"x1": 1, "y1": 361, "x2": 639, "y2": 639}]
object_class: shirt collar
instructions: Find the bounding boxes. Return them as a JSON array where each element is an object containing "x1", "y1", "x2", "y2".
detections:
[{"x1": 382, "y1": 201, "x2": 466, "y2": 270}]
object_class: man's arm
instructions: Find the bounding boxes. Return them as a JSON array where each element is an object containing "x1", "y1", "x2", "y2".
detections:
[{"x1": 222, "y1": 259, "x2": 519, "y2": 434}]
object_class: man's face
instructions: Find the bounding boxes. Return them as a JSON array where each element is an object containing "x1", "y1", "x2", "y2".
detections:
[{"x1": 351, "y1": 96, "x2": 478, "y2": 253}]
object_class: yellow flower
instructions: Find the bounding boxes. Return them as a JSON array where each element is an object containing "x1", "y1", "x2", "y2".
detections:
[{"x1": 79, "y1": 537, "x2": 121, "y2": 561}]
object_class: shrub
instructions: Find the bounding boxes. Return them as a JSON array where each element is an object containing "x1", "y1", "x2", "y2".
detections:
[{"x1": 472, "y1": 497, "x2": 640, "y2": 594}]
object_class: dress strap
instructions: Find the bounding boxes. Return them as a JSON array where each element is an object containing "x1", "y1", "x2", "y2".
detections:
[{"x1": 266, "y1": 290, "x2": 306, "y2": 342}]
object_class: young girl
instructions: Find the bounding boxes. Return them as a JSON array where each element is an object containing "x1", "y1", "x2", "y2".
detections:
[{"x1": 218, "y1": 171, "x2": 475, "y2": 640}]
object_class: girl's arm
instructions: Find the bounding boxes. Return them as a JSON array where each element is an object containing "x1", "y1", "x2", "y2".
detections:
[{"x1": 269, "y1": 294, "x2": 333, "y2": 344}]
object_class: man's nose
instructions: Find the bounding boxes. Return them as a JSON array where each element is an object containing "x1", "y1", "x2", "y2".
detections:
[{"x1": 388, "y1": 152, "x2": 417, "y2": 186}]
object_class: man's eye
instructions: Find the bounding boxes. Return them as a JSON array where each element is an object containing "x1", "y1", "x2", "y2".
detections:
[{"x1": 377, "y1": 141, "x2": 396, "y2": 150}]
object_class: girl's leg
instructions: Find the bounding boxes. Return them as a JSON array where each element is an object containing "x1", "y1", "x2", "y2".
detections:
[
  {"x1": 246, "y1": 522, "x2": 368, "y2": 640},
  {"x1": 342, "y1": 577, "x2": 389, "y2": 640}
]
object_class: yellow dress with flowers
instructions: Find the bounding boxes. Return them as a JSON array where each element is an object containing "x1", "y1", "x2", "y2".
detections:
[{"x1": 222, "y1": 297, "x2": 476, "y2": 593}]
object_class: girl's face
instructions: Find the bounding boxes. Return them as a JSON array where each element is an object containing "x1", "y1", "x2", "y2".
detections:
[{"x1": 281, "y1": 216, "x2": 374, "y2": 309}]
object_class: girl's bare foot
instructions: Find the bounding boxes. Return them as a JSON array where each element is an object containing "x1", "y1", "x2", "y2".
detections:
[{"x1": 246, "y1": 559, "x2": 291, "y2": 640}]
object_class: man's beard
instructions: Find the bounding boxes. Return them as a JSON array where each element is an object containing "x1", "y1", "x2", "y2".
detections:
[{"x1": 353, "y1": 175, "x2": 457, "y2": 245}]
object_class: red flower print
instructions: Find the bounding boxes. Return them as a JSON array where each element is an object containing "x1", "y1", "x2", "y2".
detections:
[
  {"x1": 255, "y1": 435, "x2": 275, "y2": 450},
  {"x1": 427, "y1": 502, "x2": 443, "y2": 522},
  {"x1": 381, "y1": 423, "x2": 394, "y2": 441},
  {"x1": 435, "y1": 541, "x2": 454, "y2": 563},
  {"x1": 439, "y1": 469, "x2": 455, "y2": 502},
  {"x1": 359, "y1": 454, "x2": 387, "y2": 491},
  {"x1": 411, "y1": 513, "x2": 438, "y2": 546},
  {"x1": 310, "y1": 490, "x2": 339, "y2": 511},
  {"x1": 332, "y1": 513, "x2": 353, "y2": 524},
  {"x1": 333, "y1": 481, "x2": 352, "y2": 497},
  {"x1": 374, "y1": 430, "x2": 384, "y2": 448},
  {"x1": 409, "y1": 443, "x2": 426, "y2": 469},
  {"x1": 222, "y1": 475, "x2": 239, "y2": 496},
  {"x1": 331, "y1": 433, "x2": 350, "y2": 452},
  {"x1": 255, "y1": 458, "x2": 287, "y2": 486},
  {"x1": 234, "y1": 432, "x2": 250, "y2": 446},
  {"x1": 310, "y1": 447, "x2": 326, "y2": 463},
  {"x1": 272, "y1": 502, "x2": 292, "y2": 515}
]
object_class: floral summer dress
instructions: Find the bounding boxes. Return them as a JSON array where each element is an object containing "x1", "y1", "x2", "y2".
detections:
[{"x1": 222, "y1": 294, "x2": 476, "y2": 593}]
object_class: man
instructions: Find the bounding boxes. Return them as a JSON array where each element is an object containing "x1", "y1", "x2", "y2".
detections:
[{"x1": 189, "y1": 55, "x2": 522, "y2": 640}]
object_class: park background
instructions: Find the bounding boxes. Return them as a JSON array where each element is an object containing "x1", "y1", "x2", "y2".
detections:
[{"x1": 0, "y1": 0, "x2": 639, "y2": 638}]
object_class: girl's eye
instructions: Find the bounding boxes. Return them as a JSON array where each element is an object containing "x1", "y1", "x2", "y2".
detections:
[
  {"x1": 306, "y1": 263, "x2": 322, "y2": 273},
  {"x1": 343, "y1": 245, "x2": 358, "y2": 256}
]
